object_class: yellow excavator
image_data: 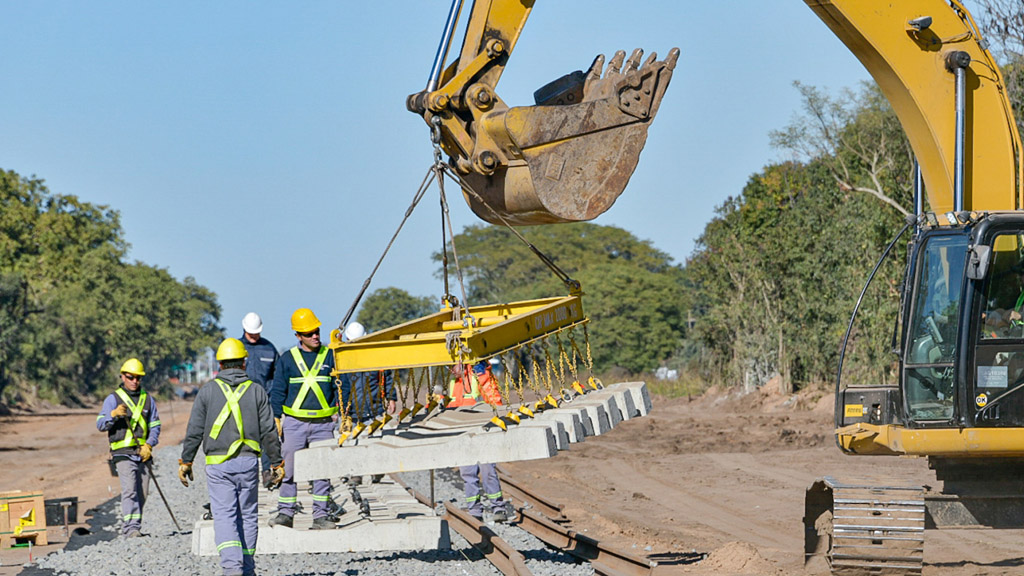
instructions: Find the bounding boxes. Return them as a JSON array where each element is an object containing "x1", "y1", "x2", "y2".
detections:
[{"x1": 405, "y1": 1, "x2": 1024, "y2": 574}]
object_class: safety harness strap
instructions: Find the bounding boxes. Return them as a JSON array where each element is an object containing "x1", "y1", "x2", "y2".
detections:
[
  {"x1": 206, "y1": 379, "x2": 261, "y2": 465},
  {"x1": 110, "y1": 389, "x2": 149, "y2": 450},
  {"x1": 283, "y1": 347, "x2": 337, "y2": 418}
]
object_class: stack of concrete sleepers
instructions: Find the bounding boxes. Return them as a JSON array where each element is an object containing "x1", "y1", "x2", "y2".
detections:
[{"x1": 294, "y1": 381, "x2": 651, "y2": 482}]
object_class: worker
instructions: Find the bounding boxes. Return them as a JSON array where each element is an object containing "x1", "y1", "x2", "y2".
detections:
[
  {"x1": 447, "y1": 362, "x2": 513, "y2": 523},
  {"x1": 96, "y1": 358, "x2": 160, "y2": 538},
  {"x1": 340, "y1": 321, "x2": 397, "y2": 484},
  {"x1": 239, "y1": 311, "x2": 280, "y2": 489},
  {"x1": 268, "y1": 307, "x2": 340, "y2": 530},
  {"x1": 179, "y1": 338, "x2": 284, "y2": 576}
]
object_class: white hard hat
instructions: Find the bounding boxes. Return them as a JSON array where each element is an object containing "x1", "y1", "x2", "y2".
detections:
[
  {"x1": 343, "y1": 321, "x2": 366, "y2": 342},
  {"x1": 241, "y1": 312, "x2": 263, "y2": 334}
]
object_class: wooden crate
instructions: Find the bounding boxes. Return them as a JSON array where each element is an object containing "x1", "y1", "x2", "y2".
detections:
[{"x1": 0, "y1": 490, "x2": 48, "y2": 547}]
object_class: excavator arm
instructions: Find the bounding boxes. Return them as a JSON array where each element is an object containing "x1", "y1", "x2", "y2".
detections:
[
  {"x1": 806, "y1": 0, "x2": 1023, "y2": 213},
  {"x1": 407, "y1": 0, "x2": 679, "y2": 225}
]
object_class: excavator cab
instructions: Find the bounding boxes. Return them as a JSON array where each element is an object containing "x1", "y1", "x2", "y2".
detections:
[
  {"x1": 407, "y1": 0, "x2": 678, "y2": 225},
  {"x1": 838, "y1": 214, "x2": 1024, "y2": 440}
]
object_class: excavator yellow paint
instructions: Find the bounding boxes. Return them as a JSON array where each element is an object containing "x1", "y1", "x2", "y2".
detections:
[
  {"x1": 329, "y1": 295, "x2": 586, "y2": 374},
  {"x1": 806, "y1": 0, "x2": 1023, "y2": 212},
  {"x1": 838, "y1": 423, "x2": 1024, "y2": 457}
]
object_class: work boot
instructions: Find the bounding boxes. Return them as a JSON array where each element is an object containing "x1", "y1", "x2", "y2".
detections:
[
  {"x1": 124, "y1": 530, "x2": 143, "y2": 538},
  {"x1": 485, "y1": 502, "x2": 514, "y2": 524},
  {"x1": 268, "y1": 513, "x2": 293, "y2": 528},
  {"x1": 311, "y1": 516, "x2": 337, "y2": 530}
]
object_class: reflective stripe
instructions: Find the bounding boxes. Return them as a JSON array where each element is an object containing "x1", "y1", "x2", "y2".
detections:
[
  {"x1": 217, "y1": 540, "x2": 242, "y2": 551},
  {"x1": 205, "y1": 379, "x2": 261, "y2": 465},
  {"x1": 485, "y1": 492, "x2": 503, "y2": 500},
  {"x1": 124, "y1": 513, "x2": 142, "y2": 520},
  {"x1": 282, "y1": 347, "x2": 337, "y2": 418},
  {"x1": 96, "y1": 414, "x2": 104, "y2": 421},
  {"x1": 150, "y1": 420, "x2": 161, "y2": 427},
  {"x1": 448, "y1": 374, "x2": 480, "y2": 407},
  {"x1": 110, "y1": 390, "x2": 149, "y2": 450},
  {"x1": 243, "y1": 548, "x2": 256, "y2": 556},
  {"x1": 466, "y1": 495, "x2": 481, "y2": 503},
  {"x1": 312, "y1": 494, "x2": 330, "y2": 501},
  {"x1": 278, "y1": 496, "x2": 297, "y2": 503}
]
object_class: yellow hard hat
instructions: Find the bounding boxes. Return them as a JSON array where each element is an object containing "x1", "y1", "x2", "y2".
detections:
[
  {"x1": 216, "y1": 338, "x2": 248, "y2": 362},
  {"x1": 291, "y1": 308, "x2": 321, "y2": 333},
  {"x1": 119, "y1": 358, "x2": 146, "y2": 376}
]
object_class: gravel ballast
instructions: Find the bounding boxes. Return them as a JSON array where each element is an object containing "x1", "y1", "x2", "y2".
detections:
[{"x1": 30, "y1": 447, "x2": 591, "y2": 576}]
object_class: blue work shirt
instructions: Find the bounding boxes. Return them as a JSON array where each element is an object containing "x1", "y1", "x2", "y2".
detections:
[{"x1": 240, "y1": 334, "x2": 279, "y2": 392}]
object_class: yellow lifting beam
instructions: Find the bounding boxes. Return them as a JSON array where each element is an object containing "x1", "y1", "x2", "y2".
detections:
[{"x1": 329, "y1": 294, "x2": 586, "y2": 375}]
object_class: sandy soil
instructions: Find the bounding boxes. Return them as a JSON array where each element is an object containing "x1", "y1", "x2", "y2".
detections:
[
  {"x1": 0, "y1": 398, "x2": 192, "y2": 575},
  {"x1": 3, "y1": 386, "x2": 1024, "y2": 576},
  {"x1": 503, "y1": 385, "x2": 1024, "y2": 575}
]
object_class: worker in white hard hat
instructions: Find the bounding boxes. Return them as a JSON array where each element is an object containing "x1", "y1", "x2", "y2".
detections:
[
  {"x1": 96, "y1": 358, "x2": 161, "y2": 537},
  {"x1": 339, "y1": 322, "x2": 397, "y2": 485},
  {"x1": 239, "y1": 312, "x2": 280, "y2": 489}
]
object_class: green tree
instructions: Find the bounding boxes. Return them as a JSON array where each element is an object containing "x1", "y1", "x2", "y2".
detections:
[
  {"x1": 974, "y1": 0, "x2": 1024, "y2": 134},
  {"x1": 0, "y1": 169, "x2": 222, "y2": 405},
  {"x1": 356, "y1": 287, "x2": 435, "y2": 332},
  {"x1": 435, "y1": 223, "x2": 688, "y2": 374}
]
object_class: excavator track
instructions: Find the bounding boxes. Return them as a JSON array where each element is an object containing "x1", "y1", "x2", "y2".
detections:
[{"x1": 806, "y1": 477, "x2": 925, "y2": 576}]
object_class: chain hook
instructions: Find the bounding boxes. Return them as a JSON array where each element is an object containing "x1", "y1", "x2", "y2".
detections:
[{"x1": 430, "y1": 115, "x2": 444, "y2": 167}]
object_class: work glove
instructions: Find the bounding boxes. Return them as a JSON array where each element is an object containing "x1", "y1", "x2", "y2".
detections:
[
  {"x1": 110, "y1": 404, "x2": 129, "y2": 419},
  {"x1": 269, "y1": 463, "x2": 285, "y2": 489},
  {"x1": 178, "y1": 460, "x2": 194, "y2": 487},
  {"x1": 275, "y1": 417, "x2": 282, "y2": 438},
  {"x1": 139, "y1": 443, "x2": 152, "y2": 462}
]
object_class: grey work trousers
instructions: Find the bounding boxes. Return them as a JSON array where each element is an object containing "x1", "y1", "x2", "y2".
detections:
[{"x1": 115, "y1": 457, "x2": 150, "y2": 534}]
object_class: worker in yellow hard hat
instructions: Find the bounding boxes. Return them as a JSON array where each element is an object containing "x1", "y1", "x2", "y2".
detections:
[
  {"x1": 96, "y1": 357, "x2": 161, "y2": 537},
  {"x1": 268, "y1": 308, "x2": 340, "y2": 530},
  {"x1": 179, "y1": 338, "x2": 284, "y2": 576}
]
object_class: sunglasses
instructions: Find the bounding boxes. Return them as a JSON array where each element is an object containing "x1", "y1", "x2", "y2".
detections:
[
  {"x1": 297, "y1": 329, "x2": 320, "y2": 338},
  {"x1": 122, "y1": 373, "x2": 140, "y2": 381}
]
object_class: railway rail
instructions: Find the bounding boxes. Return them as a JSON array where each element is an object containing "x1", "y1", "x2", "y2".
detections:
[{"x1": 395, "y1": 473, "x2": 675, "y2": 576}]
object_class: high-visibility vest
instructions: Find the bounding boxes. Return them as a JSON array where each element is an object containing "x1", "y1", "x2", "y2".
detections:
[
  {"x1": 109, "y1": 389, "x2": 152, "y2": 450},
  {"x1": 447, "y1": 373, "x2": 480, "y2": 408},
  {"x1": 282, "y1": 347, "x2": 337, "y2": 418},
  {"x1": 206, "y1": 378, "x2": 262, "y2": 465}
]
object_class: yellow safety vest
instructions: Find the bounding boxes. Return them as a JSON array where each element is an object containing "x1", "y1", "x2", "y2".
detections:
[
  {"x1": 206, "y1": 378, "x2": 262, "y2": 465},
  {"x1": 110, "y1": 389, "x2": 150, "y2": 451},
  {"x1": 282, "y1": 347, "x2": 337, "y2": 418}
]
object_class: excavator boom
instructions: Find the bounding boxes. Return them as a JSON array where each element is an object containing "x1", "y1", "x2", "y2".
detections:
[{"x1": 408, "y1": 0, "x2": 678, "y2": 225}]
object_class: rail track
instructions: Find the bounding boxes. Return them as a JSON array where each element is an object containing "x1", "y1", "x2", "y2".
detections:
[{"x1": 396, "y1": 471, "x2": 699, "y2": 576}]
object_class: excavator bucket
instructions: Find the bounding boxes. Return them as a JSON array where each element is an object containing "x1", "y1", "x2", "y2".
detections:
[
  {"x1": 408, "y1": 0, "x2": 678, "y2": 225},
  {"x1": 462, "y1": 49, "x2": 679, "y2": 225}
]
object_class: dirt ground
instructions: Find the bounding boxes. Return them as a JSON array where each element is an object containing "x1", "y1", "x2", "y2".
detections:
[
  {"x1": 503, "y1": 385, "x2": 1024, "y2": 575},
  {"x1": 0, "y1": 399, "x2": 192, "y2": 575},
  {"x1": 3, "y1": 387, "x2": 1024, "y2": 576}
]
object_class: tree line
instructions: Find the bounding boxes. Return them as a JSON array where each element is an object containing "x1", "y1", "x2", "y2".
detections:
[{"x1": 0, "y1": 171, "x2": 222, "y2": 406}]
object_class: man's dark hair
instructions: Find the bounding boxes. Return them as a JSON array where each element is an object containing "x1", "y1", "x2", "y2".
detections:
[{"x1": 220, "y1": 359, "x2": 245, "y2": 370}]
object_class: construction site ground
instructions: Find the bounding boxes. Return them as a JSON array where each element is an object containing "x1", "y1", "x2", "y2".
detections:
[{"x1": 2, "y1": 388, "x2": 1023, "y2": 575}]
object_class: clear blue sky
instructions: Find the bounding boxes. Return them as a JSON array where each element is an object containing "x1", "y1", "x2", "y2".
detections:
[{"x1": 2, "y1": 1, "x2": 881, "y2": 351}]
